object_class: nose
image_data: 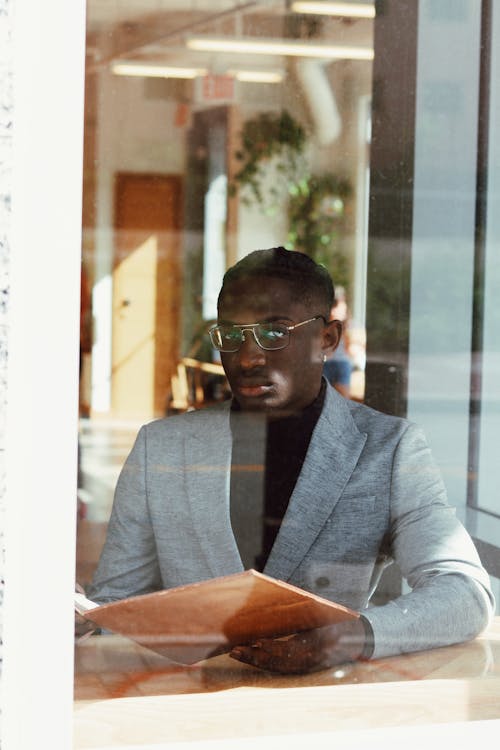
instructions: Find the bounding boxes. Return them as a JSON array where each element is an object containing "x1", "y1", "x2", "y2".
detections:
[{"x1": 237, "y1": 329, "x2": 266, "y2": 369}]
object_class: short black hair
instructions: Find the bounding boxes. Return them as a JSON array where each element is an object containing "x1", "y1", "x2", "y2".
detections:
[{"x1": 218, "y1": 247, "x2": 334, "y2": 316}]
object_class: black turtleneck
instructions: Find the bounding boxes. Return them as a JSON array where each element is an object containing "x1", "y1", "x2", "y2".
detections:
[{"x1": 229, "y1": 380, "x2": 326, "y2": 571}]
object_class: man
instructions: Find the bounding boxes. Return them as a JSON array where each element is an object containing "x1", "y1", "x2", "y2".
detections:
[{"x1": 88, "y1": 247, "x2": 493, "y2": 673}]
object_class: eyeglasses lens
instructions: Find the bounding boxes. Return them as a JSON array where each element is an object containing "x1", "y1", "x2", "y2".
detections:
[
  {"x1": 210, "y1": 326, "x2": 242, "y2": 352},
  {"x1": 254, "y1": 323, "x2": 289, "y2": 349},
  {"x1": 210, "y1": 323, "x2": 289, "y2": 352}
]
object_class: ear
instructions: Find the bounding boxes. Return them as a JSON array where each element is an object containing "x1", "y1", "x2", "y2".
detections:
[{"x1": 321, "y1": 319, "x2": 342, "y2": 357}]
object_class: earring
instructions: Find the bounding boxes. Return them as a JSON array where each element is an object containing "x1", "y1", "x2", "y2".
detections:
[{"x1": 322, "y1": 354, "x2": 327, "y2": 363}]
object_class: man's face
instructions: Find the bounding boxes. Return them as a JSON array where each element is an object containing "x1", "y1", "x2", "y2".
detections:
[{"x1": 217, "y1": 275, "x2": 339, "y2": 415}]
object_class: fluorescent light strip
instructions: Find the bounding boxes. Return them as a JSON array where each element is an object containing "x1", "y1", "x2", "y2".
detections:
[
  {"x1": 291, "y1": 1, "x2": 375, "y2": 18},
  {"x1": 230, "y1": 70, "x2": 283, "y2": 83},
  {"x1": 112, "y1": 62, "x2": 207, "y2": 78},
  {"x1": 186, "y1": 36, "x2": 373, "y2": 61}
]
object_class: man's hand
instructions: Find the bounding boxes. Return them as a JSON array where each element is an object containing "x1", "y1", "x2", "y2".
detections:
[
  {"x1": 75, "y1": 612, "x2": 98, "y2": 641},
  {"x1": 229, "y1": 617, "x2": 368, "y2": 674}
]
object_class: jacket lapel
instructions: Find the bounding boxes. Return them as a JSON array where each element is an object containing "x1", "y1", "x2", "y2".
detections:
[
  {"x1": 184, "y1": 403, "x2": 243, "y2": 578},
  {"x1": 264, "y1": 386, "x2": 367, "y2": 581}
]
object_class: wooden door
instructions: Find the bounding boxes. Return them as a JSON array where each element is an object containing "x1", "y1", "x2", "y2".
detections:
[{"x1": 112, "y1": 173, "x2": 182, "y2": 418}]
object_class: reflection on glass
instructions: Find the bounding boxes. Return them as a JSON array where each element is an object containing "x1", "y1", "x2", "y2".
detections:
[
  {"x1": 78, "y1": 1, "x2": 374, "y2": 695},
  {"x1": 79, "y1": 0, "x2": 373, "y2": 543},
  {"x1": 72, "y1": 5, "x2": 500, "y2": 747}
]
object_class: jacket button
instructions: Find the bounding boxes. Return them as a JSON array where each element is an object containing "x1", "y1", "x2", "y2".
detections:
[{"x1": 315, "y1": 576, "x2": 330, "y2": 588}]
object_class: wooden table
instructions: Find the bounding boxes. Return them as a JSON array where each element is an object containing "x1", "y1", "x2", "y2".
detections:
[{"x1": 74, "y1": 618, "x2": 500, "y2": 748}]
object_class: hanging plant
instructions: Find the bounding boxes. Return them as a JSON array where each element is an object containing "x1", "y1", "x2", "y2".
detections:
[
  {"x1": 229, "y1": 110, "x2": 307, "y2": 211},
  {"x1": 286, "y1": 172, "x2": 352, "y2": 287}
]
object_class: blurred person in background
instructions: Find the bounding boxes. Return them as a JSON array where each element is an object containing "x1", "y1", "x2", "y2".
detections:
[{"x1": 323, "y1": 286, "x2": 352, "y2": 398}]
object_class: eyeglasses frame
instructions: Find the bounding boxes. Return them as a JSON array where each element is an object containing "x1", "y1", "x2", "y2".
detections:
[{"x1": 209, "y1": 315, "x2": 326, "y2": 352}]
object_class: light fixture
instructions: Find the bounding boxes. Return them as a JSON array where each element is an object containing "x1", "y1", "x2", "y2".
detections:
[
  {"x1": 291, "y1": 1, "x2": 375, "y2": 18},
  {"x1": 111, "y1": 62, "x2": 207, "y2": 79},
  {"x1": 186, "y1": 36, "x2": 373, "y2": 61},
  {"x1": 229, "y1": 70, "x2": 283, "y2": 83}
]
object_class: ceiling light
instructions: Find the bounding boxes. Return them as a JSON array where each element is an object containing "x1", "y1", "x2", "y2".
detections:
[
  {"x1": 291, "y1": 2, "x2": 375, "y2": 18},
  {"x1": 229, "y1": 70, "x2": 283, "y2": 83},
  {"x1": 186, "y1": 36, "x2": 373, "y2": 61},
  {"x1": 111, "y1": 62, "x2": 207, "y2": 79}
]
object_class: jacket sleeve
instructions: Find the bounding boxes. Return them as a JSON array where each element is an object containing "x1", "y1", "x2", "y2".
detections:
[
  {"x1": 362, "y1": 422, "x2": 494, "y2": 659},
  {"x1": 86, "y1": 426, "x2": 162, "y2": 604}
]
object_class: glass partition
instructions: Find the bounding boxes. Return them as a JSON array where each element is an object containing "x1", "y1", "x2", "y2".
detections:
[{"x1": 73, "y1": 0, "x2": 500, "y2": 736}]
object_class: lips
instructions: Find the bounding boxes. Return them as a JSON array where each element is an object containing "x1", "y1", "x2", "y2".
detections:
[
  {"x1": 238, "y1": 384, "x2": 271, "y2": 397},
  {"x1": 235, "y1": 380, "x2": 273, "y2": 398}
]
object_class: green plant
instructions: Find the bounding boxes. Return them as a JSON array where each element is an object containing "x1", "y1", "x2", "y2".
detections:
[
  {"x1": 230, "y1": 110, "x2": 307, "y2": 210},
  {"x1": 230, "y1": 110, "x2": 351, "y2": 288},
  {"x1": 286, "y1": 173, "x2": 352, "y2": 287}
]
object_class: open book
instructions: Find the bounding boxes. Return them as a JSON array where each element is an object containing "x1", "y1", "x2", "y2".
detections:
[{"x1": 75, "y1": 569, "x2": 359, "y2": 665}]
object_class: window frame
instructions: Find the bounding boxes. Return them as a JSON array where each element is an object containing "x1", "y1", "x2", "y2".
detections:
[{"x1": 2, "y1": 1, "x2": 86, "y2": 747}]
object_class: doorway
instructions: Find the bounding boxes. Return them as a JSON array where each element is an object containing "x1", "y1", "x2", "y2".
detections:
[{"x1": 112, "y1": 172, "x2": 182, "y2": 418}]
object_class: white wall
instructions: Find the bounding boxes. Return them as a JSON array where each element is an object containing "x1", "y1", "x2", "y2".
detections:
[
  {"x1": 0, "y1": 0, "x2": 13, "y2": 671},
  {"x1": 1, "y1": 1, "x2": 86, "y2": 748}
]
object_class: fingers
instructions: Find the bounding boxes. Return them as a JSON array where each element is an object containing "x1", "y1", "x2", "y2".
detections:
[
  {"x1": 230, "y1": 634, "x2": 323, "y2": 674},
  {"x1": 229, "y1": 621, "x2": 366, "y2": 674},
  {"x1": 75, "y1": 612, "x2": 98, "y2": 641}
]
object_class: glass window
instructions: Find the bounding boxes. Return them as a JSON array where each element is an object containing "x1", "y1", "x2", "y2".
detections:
[{"x1": 72, "y1": 0, "x2": 500, "y2": 743}]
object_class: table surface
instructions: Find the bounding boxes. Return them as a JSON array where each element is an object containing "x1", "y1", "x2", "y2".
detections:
[{"x1": 74, "y1": 617, "x2": 500, "y2": 748}]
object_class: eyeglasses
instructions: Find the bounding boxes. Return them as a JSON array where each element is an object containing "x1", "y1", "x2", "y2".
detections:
[{"x1": 209, "y1": 316, "x2": 325, "y2": 352}]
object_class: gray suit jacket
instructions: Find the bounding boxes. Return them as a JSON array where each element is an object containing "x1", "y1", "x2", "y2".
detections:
[{"x1": 89, "y1": 383, "x2": 494, "y2": 658}]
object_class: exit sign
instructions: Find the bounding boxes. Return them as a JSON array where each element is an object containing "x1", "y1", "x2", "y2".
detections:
[{"x1": 196, "y1": 74, "x2": 235, "y2": 103}]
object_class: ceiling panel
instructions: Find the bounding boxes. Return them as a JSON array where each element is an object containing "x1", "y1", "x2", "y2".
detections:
[
  {"x1": 85, "y1": 1, "x2": 373, "y2": 75},
  {"x1": 86, "y1": 1, "x2": 247, "y2": 28}
]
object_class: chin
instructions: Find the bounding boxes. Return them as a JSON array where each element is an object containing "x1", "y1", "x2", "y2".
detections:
[
  {"x1": 233, "y1": 391, "x2": 285, "y2": 413},
  {"x1": 238, "y1": 397, "x2": 278, "y2": 412}
]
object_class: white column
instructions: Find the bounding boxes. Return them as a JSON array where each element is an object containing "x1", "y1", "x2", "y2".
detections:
[{"x1": 2, "y1": 1, "x2": 86, "y2": 748}]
